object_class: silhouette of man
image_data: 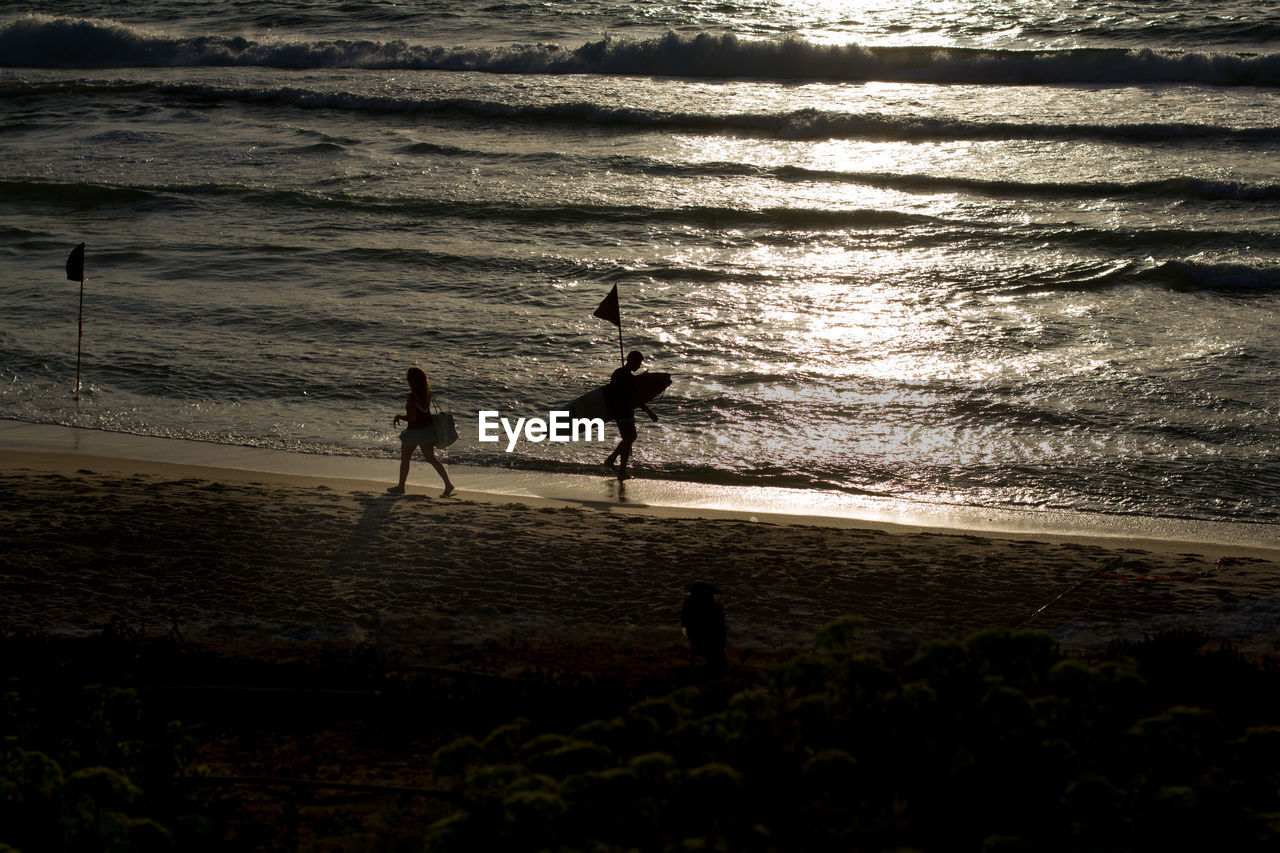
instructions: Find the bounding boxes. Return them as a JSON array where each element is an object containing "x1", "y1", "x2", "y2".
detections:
[
  {"x1": 604, "y1": 350, "x2": 658, "y2": 482},
  {"x1": 681, "y1": 582, "x2": 727, "y2": 672}
]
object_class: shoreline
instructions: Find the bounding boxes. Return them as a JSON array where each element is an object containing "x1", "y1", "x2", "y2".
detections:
[{"x1": 3, "y1": 419, "x2": 1277, "y2": 560}]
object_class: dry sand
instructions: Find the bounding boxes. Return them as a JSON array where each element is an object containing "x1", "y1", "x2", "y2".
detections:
[{"x1": 4, "y1": 449, "x2": 1280, "y2": 678}]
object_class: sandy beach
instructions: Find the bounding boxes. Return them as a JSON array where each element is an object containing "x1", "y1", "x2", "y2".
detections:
[
  {"x1": 5, "y1": 443, "x2": 1279, "y2": 675},
  {"x1": 6, "y1": 439, "x2": 1280, "y2": 849}
]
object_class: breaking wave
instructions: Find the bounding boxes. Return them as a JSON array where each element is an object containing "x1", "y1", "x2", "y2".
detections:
[{"x1": 4, "y1": 15, "x2": 1280, "y2": 86}]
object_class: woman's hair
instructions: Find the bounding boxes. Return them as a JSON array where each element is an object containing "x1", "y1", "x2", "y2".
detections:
[{"x1": 406, "y1": 366, "x2": 430, "y2": 399}]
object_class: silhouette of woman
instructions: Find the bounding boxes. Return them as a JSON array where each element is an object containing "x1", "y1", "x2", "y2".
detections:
[{"x1": 389, "y1": 366, "x2": 456, "y2": 497}]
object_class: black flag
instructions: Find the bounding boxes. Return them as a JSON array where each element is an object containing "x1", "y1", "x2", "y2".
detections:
[
  {"x1": 67, "y1": 243, "x2": 88, "y2": 401},
  {"x1": 593, "y1": 284, "x2": 620, "y2": 327},
  {"x1": 66, "y1": 243, "x2": 85, "y2": 282}
]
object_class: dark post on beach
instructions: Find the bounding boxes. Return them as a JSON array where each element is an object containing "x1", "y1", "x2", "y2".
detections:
[{"x1": 66, "y1": 242, "x2": 86, "y2": 402}]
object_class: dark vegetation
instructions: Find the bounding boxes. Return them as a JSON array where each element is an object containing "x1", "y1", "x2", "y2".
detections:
[{"x1": 4, "y1": 618, "x2": 1280, "y2": 851}]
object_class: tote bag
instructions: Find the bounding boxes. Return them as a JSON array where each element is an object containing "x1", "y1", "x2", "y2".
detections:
[{"x1": 431, "y1": 398, "x2": 459, "y2": 448}]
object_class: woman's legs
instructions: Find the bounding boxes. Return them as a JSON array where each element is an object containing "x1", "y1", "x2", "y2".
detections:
[
  {"x1": 388, "y1": 442, "x2": 416, "y2": 494},
  {"x1": 389, "y1": 443, "x2": 456, "y2": 496},
  {"x1": 421, "y1": 444, "x2": 456, "y2": 496}
]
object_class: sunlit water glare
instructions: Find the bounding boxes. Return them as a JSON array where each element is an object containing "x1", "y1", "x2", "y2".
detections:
[{"x1": 1, "y1": 1, "x2": 1278, "y2": 523}]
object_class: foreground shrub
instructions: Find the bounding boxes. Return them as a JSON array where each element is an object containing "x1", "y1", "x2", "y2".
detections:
[
  {"x1": 1, "y1": 685, "x2": 195, "y2": 851},
  {"x1": 427, "y1": 627, "x2": 1280, "y2": 852}
]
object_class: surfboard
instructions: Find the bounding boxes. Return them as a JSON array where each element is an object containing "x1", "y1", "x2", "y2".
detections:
[{"x1": 567, "y1": 371, "x2": 671, "y2": 421}]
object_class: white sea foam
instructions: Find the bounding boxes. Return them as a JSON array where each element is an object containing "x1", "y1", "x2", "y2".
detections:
[{"x1": 3, "y1": 16, "x2": 1280, "y2": 86}]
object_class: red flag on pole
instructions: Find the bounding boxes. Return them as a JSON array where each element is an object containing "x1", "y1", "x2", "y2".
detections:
[{"x1": 593, "y1": 284, "x2": 620, "y2": 327}]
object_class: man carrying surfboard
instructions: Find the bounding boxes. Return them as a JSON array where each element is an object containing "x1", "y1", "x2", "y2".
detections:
[{"x1": 604, "y1": 350, "x2": 659, "y2": 481}]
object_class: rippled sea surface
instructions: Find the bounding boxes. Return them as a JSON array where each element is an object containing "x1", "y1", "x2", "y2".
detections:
[{"x1": 2, "y1": 1, "x2": 1278, "y2": 523}]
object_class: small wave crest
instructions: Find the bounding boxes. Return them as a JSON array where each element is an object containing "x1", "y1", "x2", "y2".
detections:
[
  {"x1": 9, "y1": 78, "x2": 1275, "y2": 146},
  {"x1": 766, "y1": 168, "x2": 1280, "y2": 203},
  {"x1": 1005, "y1": 259, "x2": 1280, "y2": 296},
  {"x1": 0, "y1": 176, "x2": 935, "y2": 232},
  {"x1": 4, "y1": 16, "x2": 1279, "y2": 87},
  {"x1": 1137, "y1": 261, "x2": 1280, "y2": 294}
]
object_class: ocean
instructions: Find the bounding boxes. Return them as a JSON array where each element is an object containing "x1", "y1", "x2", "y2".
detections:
[{"x1": 1, "y1": 1, "x2": 1278, "y2": 526}]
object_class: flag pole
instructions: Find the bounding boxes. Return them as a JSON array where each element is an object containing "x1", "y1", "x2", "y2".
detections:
[{"x1": 75, "y1": 272, "x2": 85, "y2": 402}]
